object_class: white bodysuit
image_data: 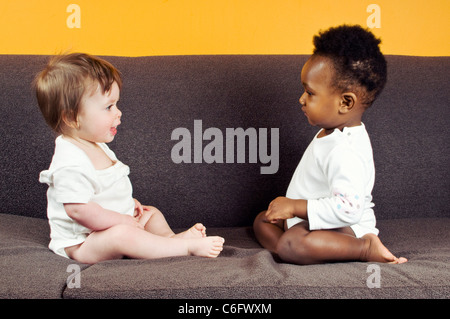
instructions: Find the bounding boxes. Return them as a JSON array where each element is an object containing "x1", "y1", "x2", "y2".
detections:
[
  {"x1": 286, "y1": 124, "x2": 379, "y2": 238},
  {"x1": 39, "y1": 136, "x2": 135, "y2": 258}
]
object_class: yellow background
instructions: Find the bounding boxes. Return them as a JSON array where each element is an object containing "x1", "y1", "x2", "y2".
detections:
[{"x1": 0, "y1": 0, "x2": 448, "y2": 57}]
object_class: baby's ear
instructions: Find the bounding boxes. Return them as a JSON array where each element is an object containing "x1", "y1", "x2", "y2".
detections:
[
  {"x1": 339, "y1": 92, "x2": 357, "y2": 113},
  {"x1": 61, "y1": 110, "x2": 79, "y2": 129}
]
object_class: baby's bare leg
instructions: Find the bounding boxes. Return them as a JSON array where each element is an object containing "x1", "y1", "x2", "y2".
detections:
[
  {"x1": 276, "y1": 221, "x2": 407, "y2": 265},
  {"x1": 139, "y1": 207, "x2": 206, "y2": 239},
  {"x1": 173, "y1": 223, "x2": 206, "y2": 239},
  {"x1": 253, "y1": 210, "x2": 285, "y2": 253},
  {"x1": 65, "y1": 224, "x2": 224, "y2": 264},
  {"x1": 276, "y1": 222, "x2": 360, "y2": 264},
  {"x1": 139, "y1": 206, "x2": 175, "y2": 237}
]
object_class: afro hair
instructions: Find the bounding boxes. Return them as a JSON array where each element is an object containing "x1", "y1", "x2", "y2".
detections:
[{"x1": 313, "y1": 25, "x2": 387, "y2": 107}]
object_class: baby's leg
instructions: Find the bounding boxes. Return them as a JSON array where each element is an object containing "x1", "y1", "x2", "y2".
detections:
[
  {"x1": 173, "y1": 223, "x2": 206, "y2": 239},
  {"x1": 139, "y1": 206, "x2": 206, "y2": 239},
  {"x1": 276, "y1": 222, "x2": 365, "y2": 264},
  {"x1": 276, "y1": 221, "x2": 407, "y2": 265},
  {"x1": 253, "y1": 210, "x2": 285, "y2": 253},
  {"x1": 138, "y1": 206, "x2": 175, "y2": 237},
  {"x1": 66, "y1": 224, "x2": 224, "y2": 264}
]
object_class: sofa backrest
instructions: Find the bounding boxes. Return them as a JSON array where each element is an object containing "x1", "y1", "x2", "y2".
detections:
[{"x1": 0, "y1": 55, "x2": 448, "y2": 227}]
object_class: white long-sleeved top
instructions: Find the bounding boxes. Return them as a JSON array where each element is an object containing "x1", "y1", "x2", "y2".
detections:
[{"x1": 286, "y1": 124, "x2": 379, "y2": 237}]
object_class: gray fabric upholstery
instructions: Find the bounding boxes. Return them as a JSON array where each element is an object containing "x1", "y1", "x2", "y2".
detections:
[
  {"x1": 1, "y1": 213, "x2": 449, "y2": 298},
  {"x1": 0, "y1": 55, "x2": 448, "y2": 299}
]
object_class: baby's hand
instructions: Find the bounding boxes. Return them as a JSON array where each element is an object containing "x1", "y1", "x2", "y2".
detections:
[
  {"x1": 265, "y1": 196, "x2": 296, "y2": 222},
  {"x1": 133, "y1": 198, "x2": 144, "y2": 219}
]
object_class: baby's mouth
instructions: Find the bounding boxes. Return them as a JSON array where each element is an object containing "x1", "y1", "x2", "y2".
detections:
[
  {"x1": 301, "y1": 108, "x2": 308, "y2": 117},
  {"x1": 110, "y1": 127, "x2": 117, "y2": 136}
]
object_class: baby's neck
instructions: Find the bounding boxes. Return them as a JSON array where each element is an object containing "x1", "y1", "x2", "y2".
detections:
[
  {"x1": 318, "y1": 122, "x2": 362, "y2": 138},
  {"x1": 63, "y1": 135, "x2": 97, "y2": 149},
  {"x1": 62, "y1": 135, "x2": 115, "y2": 170}
]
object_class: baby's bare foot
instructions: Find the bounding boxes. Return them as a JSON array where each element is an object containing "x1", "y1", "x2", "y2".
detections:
[
  {"x1": 362, "y1": 234, "x2": 407, "y2": 264},
  {"x1": 188, "y1": 236, "x2": 224, "y2": 258},
  {"x1": 173, "y1": 223, "x2": 206, "y2": 239}
]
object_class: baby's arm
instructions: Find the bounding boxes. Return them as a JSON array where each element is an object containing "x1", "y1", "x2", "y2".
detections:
[
  {"x1": 64, "y1": 202, "x2": 143, "y2": 231},
  {"x1": 265, "y1": 196, "x2": 308, "y2": 222}
]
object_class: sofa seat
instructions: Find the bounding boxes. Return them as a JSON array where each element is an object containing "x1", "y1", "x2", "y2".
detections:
[{"x1": 1, "y1": 213, "x2": 448, "y2": 299}]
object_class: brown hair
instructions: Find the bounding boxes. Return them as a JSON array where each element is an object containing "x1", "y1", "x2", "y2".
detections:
[{"x1": 33, "y1": 53, "x2": 122, "y2": 133}]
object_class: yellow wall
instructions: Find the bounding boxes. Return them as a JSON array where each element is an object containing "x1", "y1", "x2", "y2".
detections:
[{"x1": 0, "y1": 0, "x2": 448, "y2": 57}]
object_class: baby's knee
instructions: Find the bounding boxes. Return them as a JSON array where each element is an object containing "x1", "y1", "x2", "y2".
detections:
[
  {"x1": 143, "y1": 206, "x2": 164, "y2": 218},
  {"x1": 253, "y1": 211, "x2": 272, "y2": 235},
  {"x1": 106, "y1": 224, "x2": 137, "y2": 245},
  {"x1": 253, "y1": 211, "x2": 267, "y2": 225}
]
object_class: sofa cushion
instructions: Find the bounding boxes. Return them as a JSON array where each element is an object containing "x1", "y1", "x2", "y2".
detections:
[
  {"x1": 2, "y1": 213, "x2": 448, "y2": 299},
  {"x1": 62, "y1": 218, "x2": 450, "y2": 299},
  {"x1": 0, "y1": 213, "x2": 87, "y2": 298}
]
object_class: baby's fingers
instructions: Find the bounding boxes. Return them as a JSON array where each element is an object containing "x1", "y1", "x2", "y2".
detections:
[{"x1": 264, "y1": 209, "x2": 277, "y2": 223}]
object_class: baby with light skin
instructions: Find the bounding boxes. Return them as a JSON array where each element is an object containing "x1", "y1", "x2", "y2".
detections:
[{"x1": 35, "y1": 53, "x2": 224, "y2": 263}]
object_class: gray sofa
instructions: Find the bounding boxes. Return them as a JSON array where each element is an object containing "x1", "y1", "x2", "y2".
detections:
[{"x1": 0, "y1": 55, "x2": 448, "y2": 300}]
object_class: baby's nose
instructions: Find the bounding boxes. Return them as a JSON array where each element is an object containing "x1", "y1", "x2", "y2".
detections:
[{"x1": 299, "y1": 94, "x2": 306, "y2": 106}]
